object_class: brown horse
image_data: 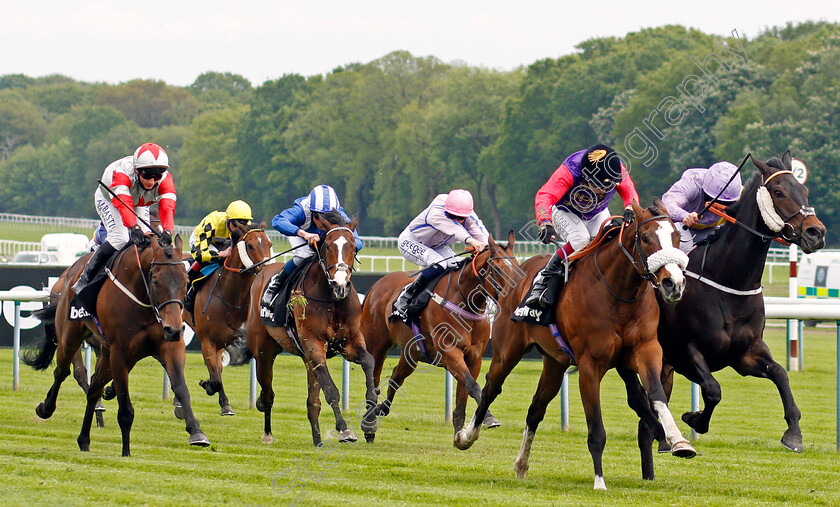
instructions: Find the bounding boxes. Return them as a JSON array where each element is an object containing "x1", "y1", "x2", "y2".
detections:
[
  {"x1": 361, "y1": 231, "x2": 522, "y2": 434},
  {"x1": 27, "y1": 234, "x2": 209, "y2": 456},
  {"x1": 184, "y1": 224, "x2": 273, "y2": 416},
  {"x1": 454, "y1": 200, "x2": 695, "y2": 490},
  {"x1": 246, "y1": 215, "x2": 379, "y2": 446}
]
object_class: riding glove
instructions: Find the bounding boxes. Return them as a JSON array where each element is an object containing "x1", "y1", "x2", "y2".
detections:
[
  {"x1": 160, "y1": 229, "x2": 173, "y2": 245},
  {"x1": 623, "y1": 206, "x2": 635, "y2": 225},
  {"x1": 538, "y1": 223, "x2": 557, "y2": 244},
  {"x1": 130, "y1": 225, "x2": 149, "y2": 247}
]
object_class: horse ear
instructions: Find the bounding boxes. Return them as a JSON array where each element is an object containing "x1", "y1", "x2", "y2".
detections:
[
  {"x1": 652, "y1": 197, "x2": 669, "y2": 216},
  {"x1": 174, "y1": 234, "x2": 183, "y2": 253},
  {"x1": 312, "y1": 214, "x2": 329, "y2": 231},
  {"x1": 507, "y1": 229, "x2": 516, "y2": 249},
  {"x1": 751, "y1": 154, "x2": 770, "y2": 176},
  {"x1": 631, "y1": 199, "x2": 644, "y2": 218},
  {"x1": 259, "y1": 219, "x2": 266, "y2": 229},
  {"x1": 781, "y1": 150, "x2": 793, "y2": 169},
  {"x1": 488, "y1": 234, "x2": 497, "y2": 250},
  {"x1": 348, "y1": 215, "x2": 359, "y2": 231}
]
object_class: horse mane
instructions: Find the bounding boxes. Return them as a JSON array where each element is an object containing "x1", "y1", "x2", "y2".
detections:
[
  {"x1": 313, "y1": 210, "x2": 348, "y2": 226},
  {"x1": 723, "y1": 170, "x2": 760, "y2": 217}
]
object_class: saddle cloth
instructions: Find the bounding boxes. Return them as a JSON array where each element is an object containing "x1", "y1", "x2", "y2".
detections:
[
  {"x1": 259, "y1": 256, "x2": 316, "y2": 327},
  {"x1": 68, "y1": 247, "x2": 125, "y2": 321}
]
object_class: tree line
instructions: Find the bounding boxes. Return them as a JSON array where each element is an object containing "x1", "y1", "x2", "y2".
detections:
[{"x1": 2, "y1": 22, "x2": 839, "y2": 244}]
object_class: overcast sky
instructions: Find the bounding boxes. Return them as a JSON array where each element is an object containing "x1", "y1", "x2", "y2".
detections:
[{"x1": 3, "y1": 0, "x2": 840, "y2": 87}]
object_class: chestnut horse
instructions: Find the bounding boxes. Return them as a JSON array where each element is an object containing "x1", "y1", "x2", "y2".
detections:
[
  {"x1": 27, "y1": 235, "x2": 209, "y2": 456},
  {"x1": 246, "y1": 215, "x2": 379, "y2": 446},
  {"x1": 634, "y1": 152, "x2": 826, "y2": 472},
  {"x1": 184, "y1": 224, "x2": 273, "y2": 416},
  {"x1": 361, "y1": 231, "x2": 522, "y2": 434},
  {"x1": 455, "y1": 200, "x2": 695, "y2": 490}
]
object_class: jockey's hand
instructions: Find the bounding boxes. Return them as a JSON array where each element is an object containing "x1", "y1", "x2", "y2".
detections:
[
  {"x1": 160, "y1": 229, "x2": 172, "y2": 245},
  {"x1": 683, "y1": 212, "x2": 699, "y2": 227},
  {"x1": 623, "y1": 206, "x2": 635, "y2": 225},
  {"x1": 299, "y1": 230, "x2": 320, "y2": 247},
  {"x1": 466, "y1": 238, "x2": 487, "y2": 252},
  {"x1": 129, "y1": 225, "x2": 149, "y2": 247},
  {"x1": 538, "y1": 223, "x2": 556, "y2": 244},
  {"x1": 217, "y1": 246, "x2": 233, "y2": 258}
]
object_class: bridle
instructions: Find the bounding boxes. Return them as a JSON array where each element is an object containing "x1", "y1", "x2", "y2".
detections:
[
  {"x1": 457, "y1": 246, "x2": 518, "y2": 306},
  {"x1": 302, "y1": 226, "x2": 357, "y2": 302},
  {"x1": 106, "y1": 244, "x2": 184, "y2": 323},
  {"x1": 223, "y1": 229, "x2": 270, "y2": 274}
]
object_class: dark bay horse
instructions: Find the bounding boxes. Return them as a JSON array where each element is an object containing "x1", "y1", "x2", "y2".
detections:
[
  {"x1": 27, "y1": 235, "x2": 209, "y2": 456},
  {"x1": 246, "y1": 215, "x2": 379, "y2": 446},
  {"x1": 455, "y1": 200, "x2": 695, "y2": 490},
  {"x1": 184, "y1": 225, "x2": 273, "y2": 416},
  {"x1": 361, "y1": 231, "x2": 521, "y2": 434},
  {"x1": 641, "y1": 151, "x2": 826, "y2": 465}
]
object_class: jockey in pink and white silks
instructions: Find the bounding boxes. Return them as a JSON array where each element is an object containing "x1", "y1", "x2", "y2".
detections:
[
  {"x1": 661, "y1": 161, "x2": 742, "y2": 253},
  {"x1": 71, "y1": 143, "x2": 175, "y2": 296},
  {"x1": 391, "y1": 189, "x2": 489, "y2": 320}
]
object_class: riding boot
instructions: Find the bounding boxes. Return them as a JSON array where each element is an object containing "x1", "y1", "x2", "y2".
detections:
[
  {"x1": 523, "y1": 251, "x2": 567, "y2": 308},
  {"x1": 71, "y1": 242, "x2": 117, "y2": 294},
  {"x1": 390, "y1": 274, "x2": 429, "y2": 321},
  {"x1": 263, "y1": 269, "x2": 290, "y2": 310},
  {"x1": 184, "y1": 268, "x2": 201, "y2": 314}
]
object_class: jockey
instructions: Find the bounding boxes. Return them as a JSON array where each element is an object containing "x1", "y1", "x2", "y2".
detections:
[
  {"x1": 183, "y1": 200, "x2": 254, "y2": 314},
  {"x1": 662, "y1": 161, "x2": 742, "y2": 253},
  {"x1": 524, "y1": 144, "x2": 639, "y2": 308},
  {"x1": 71, "y1": 143, "x2": 175, "y2": 295},
  {"x1": 390, "y1": 189, "x2": 489, "y2": 320},
  {"x1": 262, "y1": 185, "x2": 363, "y2": 305}
]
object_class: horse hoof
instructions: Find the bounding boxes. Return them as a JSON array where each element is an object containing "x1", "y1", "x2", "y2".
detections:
[
  {"x1": 374, "y1": 403, "x2": 390, "y2": 417},
  {"x1": 94, "y1": 400, "x2": 106, "y2": 412},
  {"x1": 364, "y1": 433, "x2": 376, "y2": 444},
  {"x1": 453, "y1": 429, "x2": 474, "y2": 450},
  {"x1": 220, "y1": 405, "x2": 235, "y2": 416},
  {"x1": 262, "y1": 433, "x2": 274, "y2": 444},
  {"x1": 102, "y1": 385, "x2": 116, "y2": 401},
  {"x1": 35, "y1": 403, "x2": 53, "y2": 420},
  {"x1": 338, "y1": 429, "x2": 357, "y2": 443},
  {"x1": 483, "y1": 416, "x2": 501, "y2": 429},
  {"x1": 681, "y1": 411, "x2": 709, "y2": 434},
  {"x1": 189, "y1": 432, "x2": 210, "y2": 447},
  {"x1": 781, "y1": 432, "x2": 803, "y2": 453},
  {"x1": 671, "y1": 440, "x2": 696, "y2": 459},
  {"x1": 173, "y1": 406, "x2": 186, "y2": 420},
  {"x1": 513, "y1": 460, "x2": 529, "y2": 479}
]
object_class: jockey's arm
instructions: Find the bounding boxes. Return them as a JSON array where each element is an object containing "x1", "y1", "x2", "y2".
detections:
[{"x1": 534, "y1": 164, "x2": 574, "y2": 225}]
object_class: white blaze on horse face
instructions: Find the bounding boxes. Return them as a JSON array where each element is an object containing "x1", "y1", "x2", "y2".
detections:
[
  {"x1": 653, "y1": 221, "x2": 685, "y2": 288},
  {"x1": 332, "y1": 236, "x2": 350, "y2": 287}
]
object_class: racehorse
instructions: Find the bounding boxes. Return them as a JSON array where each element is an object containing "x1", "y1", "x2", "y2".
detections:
[
  {"x1": 454, "y1": 200, "x2": 695, "y2": 490},
  {"x1": 246, "y1": 214, "x2": 379, "y2": 446},
  {"x1": 184, "y1": 224, "x2": 273, "y2": 416},
  {"x1": 637, "y1": 151, "x2": 826, "y2": 469},
  {"x1": 360, "y1": 231, "x2": 521, "y2": 434},
  {"x1": 27, "y1": 234, "x2": 209, "y2": 456}
]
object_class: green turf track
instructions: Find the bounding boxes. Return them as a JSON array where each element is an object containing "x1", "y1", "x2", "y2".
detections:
[{"x1": 1, "y1": 326, "x2": 838, "y2": 505}]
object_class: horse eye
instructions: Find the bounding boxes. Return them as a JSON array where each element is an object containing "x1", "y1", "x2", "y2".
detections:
[
  {"x1": 641, "y1": 235, "x2": 650, "y2": 245},
  {"x1": 774, "y1": 189, "x2": 784, "y2": 198}
]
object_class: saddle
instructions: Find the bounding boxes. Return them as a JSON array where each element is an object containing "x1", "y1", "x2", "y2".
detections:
[
  {"x1": 68, "y1": 246, "x2": 125, "y2": 320},
  {"x1": 259, "y1": 257, "x2": 316, "y2": 327},
  {"x1": 391, "y1": 260, "x2": 464, "y2": 327}
]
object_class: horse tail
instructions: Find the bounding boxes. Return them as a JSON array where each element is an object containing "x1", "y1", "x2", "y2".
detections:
[{"x1": 21, "y1": 303, "x2": 59, "y2": 370}]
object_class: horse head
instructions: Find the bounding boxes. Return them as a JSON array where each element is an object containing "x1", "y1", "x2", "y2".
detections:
[
  {"x1": 142, "y1": 234, "x2": 189, "y2": 341},
  {"x1": 313, "y1": 213, "x2": 358, "y2": 300},
  {"x1": 471, "y1": 230, "x2": 522, "y2": 303},
  {"x1": 748, "y1": 151, "x2": 826, "y2": 253},
  {"x1": 229, "y1": 221, "x2": 274, "y2": 274},
  {"x1": 629, "y1": 199, "x2": 688, "y2": 304}
]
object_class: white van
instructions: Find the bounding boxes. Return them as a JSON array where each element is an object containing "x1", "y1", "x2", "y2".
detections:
[{"x1": 39, "y1": 233, "x2": 90, "y2": 266}]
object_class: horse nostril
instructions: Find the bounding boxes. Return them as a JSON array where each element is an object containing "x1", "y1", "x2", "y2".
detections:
[
  {"x1": 806, "y1": 226, "x2": 824, "y2": 240},
  {"x1": 662, "y1": 278, "x2": 674, "y2": 291}
]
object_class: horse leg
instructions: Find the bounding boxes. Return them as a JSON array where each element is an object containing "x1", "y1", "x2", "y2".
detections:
[
  {"x1": 77, "y1": 349, "x2": 113, "y2": 452},
  {"x1": 37, "y1": 321, "x2": 84, "y2": 420},
  {"x1": 304, "y1": 364, "x2": 322, "y2": 446},
  {"x1": 160, "y1": 342, "x2": 210, "y2": 447},
  {"x1": 514, "y1": 355, "x2": 568, "y2": 479},
  {"x1": 306, "y1": 344, "x2": 356, "y2": 444},
  {"x1": 344, "y1": 334, "x2": 379, "y2": 443},
  {"x1": 678, "y1": 345, "x2": 722, "y2": 435},
  {"x1": 374, "y1": 353, "x2": 415, "y2": 419},
  {"x1": 454, "y1": 325, "x2": 527, "y2": 451},
  {"x1": 70, "y1": 348, "x2": 107, "y2": 428},
  {"x1": 635, "y1": 342, "x2": 695, "y2": 460},
  {"x1": 254, "y1": 346, "x2": 277, "y2": 444},
  {"x1": 463, "y1": 344, "x2": 500, "y2": 430},
  {"x1": 616, "y1": 365, "x2": 666, "y2": 481},
  {"x1": 732, "y1": 342, "x2": 803, "y2": 452},
  {"x1": 439, "y1": 351, "x2": 482, "y2": 433},
  {"x1": 578, "y1": 357, "x2": 610, "y2": 490},
  {"x1": 214, "y1": 346, "x2": 235, "y2": 416},
  {"x1": 108, "y1": 349, "x2": 135, "y2": 457}
]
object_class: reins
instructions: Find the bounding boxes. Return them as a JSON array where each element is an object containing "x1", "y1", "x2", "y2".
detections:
[{"x1": 105, "y1": 243, "x2": 184, "y2": 323}]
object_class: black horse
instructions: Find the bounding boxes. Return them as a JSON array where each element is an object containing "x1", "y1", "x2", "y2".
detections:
[{"x1": 634, "y1": 151, "x2": 826, "y2": 480}]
